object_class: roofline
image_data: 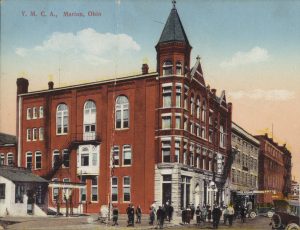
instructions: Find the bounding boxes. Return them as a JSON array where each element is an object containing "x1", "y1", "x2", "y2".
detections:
[
  {"x1": 18, "y1": 72, "x2": 158, "y2": 97},
  {"x1": 232, "y1": 121, "x2": 260, "y2": 146}
]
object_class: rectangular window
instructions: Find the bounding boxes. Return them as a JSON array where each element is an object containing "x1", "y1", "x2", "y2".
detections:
[
  {"x1": 190, "y1": 123, "x2": 194, "y2": 134},
  {"x1": 27, "y1": 108, "x2": 31, "y2": 120},
  {"x1": 123, "y1": 176, "x2": 131, "y2": 202},
  {"x1": 162, "y1": 141, "x2": 171, "y2": 163},
  {"x1": 209, "y1": 130, "x2": 213, "y2": 143},
  {"x1": 39, "y1": 106, "x2": 44, "y2": 118},
  {"x1": 35, "y1": 151, "x2": 42, "y2": 169},
  {"x1": 32, "y1": 107, "x2": 37, "y2": 119},
  {"x1": 26, "y1": 152, "x2": 32, "y2": 169},
  {"x1": 39, "y1": 127, "x2": 44, "y2": 141},
  {"x1": 202, "y1": 158, "x2": 206, "y2": 170},
  {"x1": 209, "y1": 160, "x2": 212, "y2": 171},
  {"x1": 27, "y1": 129, "x2": 31, "y2": 141},
  {"x1": 162, "y1": 115, "x2": 171, "y2": 129},
  {"x1": 184, "y1": 86, "x2": 188, "y2": 110},
  {"x1": 175, "y1": 116, "x2": 181, "y2": 129},
  {"x1": 63, "y1": 150, "x2": 70, "y2": 168},
  {"x1": 184, "y1": 117, "x2": 188, "y2": 131},
  {"x1": 7, "y1": 154, "x2": 14, "y2": 166},
  {"x1": 91, "y1": 176, "x2": 98, "y2": 202},
  {"x1": 162, "y1": 86, "x2": 172, "y2": 108},
  {"x1": 52, "y1": 178, "x2": 59, "y2": 201},
  {"x1": 232, "y1": 169, "x2": 235, "y2": 183},
  {"x1": 81, "y1": 153, "x2": 89, "y2": 166},
  {"x1": 32, "y1": 128, "x2": 38, "y2": 141},
  {"x1": 176, "y1": 85, "x2": 181, "y2": 108},
  {"x1": 63, "y1": 178, "x2": 70, "y2": 202},
  {"x1": 175, "y1": 140, "x2": 180, "y2": 163},
  {"x1": 80, "y1": 177, "x2": 87, "y2": 202},
  {"x1": 53, "y1": 151, "x2": 60, "y2": 168},
  {"x1": 0, "y1": 184, "x2": 5, "y2": 199},
  {"x1": 112, "y1": 146, "x2": 119, "y2": 166},
  {"x1": 0, "y1": 154, "x2": 4, "y2": 166},
  {"x1": 123, "y1": 145, "x2": 132, "y2": 166},
  {"x1": 190, "y1": 98, "x2": 194, "y2": 115},
  {"x1": 196, "y1": 156, "x2": 200, "y2": 168},
  {"x1": 15, "y1": 184, "x2": 25, "y2": 203},
  {"x1": 183, "y1": 142, "x2": 187, "y2": 165},
  {"x1": 111, "y1": 177, "x2": 118, "y2": 202}
]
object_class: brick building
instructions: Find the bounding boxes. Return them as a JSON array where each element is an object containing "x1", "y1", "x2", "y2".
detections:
[
  {"x1": 255, "y1": 134, "x2": 292, "y2": 204},
  {"x1": 15, "y1": 3, "x2": 232, "y2": 213},
  {"x1": 0, "y1": 133, "x2": 17, "y2": 167},
  {"x1": 230, "y1": 122, "x2": 260, "y2": 207}
]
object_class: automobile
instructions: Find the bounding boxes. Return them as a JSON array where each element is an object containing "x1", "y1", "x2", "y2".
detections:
[{"x1": 270, "y1": 199, "x2": 300, "y2": 230}]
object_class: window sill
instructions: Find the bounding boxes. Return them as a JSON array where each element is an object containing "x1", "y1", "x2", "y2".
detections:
[
  {"x1": 56, "y1": 133, "x2": 68, "y2": 136},
  {"x1": 122, "y1": 165, "x2": 132, "y2": 167},
  {"x1": 115, "y1": 128, "x2": 129, "y2": 131}
]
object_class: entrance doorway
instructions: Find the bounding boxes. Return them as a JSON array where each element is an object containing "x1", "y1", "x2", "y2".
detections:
[{"x1": 162, "y1": 175, "x2": 172, "y2": 205}]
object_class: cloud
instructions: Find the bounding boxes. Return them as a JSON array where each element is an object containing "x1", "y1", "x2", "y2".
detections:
[
  {"x1": 15, "y1": 48, "x2": 28, "y2": 57},
  {"x1": 220, "y1": 46, "x2": 269, "y2": 68},
  {"x1": 15, "y1": 28, "x2": 140, "y2": 65},
  {"x1": 229, "y1": 89, "x2": 295, "y2": 101}
]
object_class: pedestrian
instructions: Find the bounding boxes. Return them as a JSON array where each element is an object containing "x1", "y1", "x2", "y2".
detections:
[
  {"x1": 212, "y1": 205, "x2": 222, "y2": 229},
  {"x1": 136, "y1": 205, "x2": 142, "y2": 223},
  {"x1": 112, "y1": 205, "x2": 119, "y2": 226},
  {"x1": 181, "y1": 208, "x2": 187, "y2": 224},
  {"x1": 227, "y1": 204, "x2": 235, "y2": 226},
  {"x1": 240, "y1": 205, "x2": 246, "y2": 223},
  {"x1": 186, "y1": 205, "x2": 191, "y2": 224},
  {"x1": 149, "y1": 207, "x2": 155, "y2": 225},
  {"x1": 157, "y1": 206, "x2": 165, "y2": 229},
  {"x1": 195, "y1": 205, "x2": 201, "y2": 225},
  {"x1": 201, "y1": 205, "x2": 207, "y2": 222},
  {"x1": 165, "y1": 201, "x2": 170, "y2": 221},
  {"x1": 169, "y1": 204, "x2": 174, "y2": 222},
  {"x1": 126, "y1": 204, "x2": 131, "y2": 226},
  {"x1": 207, "y1": 206, "x2": 212, "y2": 223},
  {"x1": 190, "y1": 203, "x2": 195, "y2": 220},
  {"x1": 223, "y1": 205, "x2": 229, "y2": 225}
]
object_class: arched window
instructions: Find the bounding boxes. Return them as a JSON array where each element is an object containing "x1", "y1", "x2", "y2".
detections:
[
  {"x1": 162, "y1": 61, "x2": 173, "y2": 75},
  {"x1": 7, "y1": 153, "x2": 14, "y2": 166},
  {"x1": 115, "y1": 96, "x2": 129, "y2": 129},
  {"x1": 176, "y1": 61, "x2": 182, "y2": 75},
  {"x1": 56, "y1": 104, "x2": 68, "y2": 134},
  {"x1": 83, "y1": 100, "x2": 96, "y2": 140}
]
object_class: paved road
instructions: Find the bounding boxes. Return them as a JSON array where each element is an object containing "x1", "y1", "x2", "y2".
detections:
[{"x1": 0, "y1": 215, "x2": 272, "y2": 230}]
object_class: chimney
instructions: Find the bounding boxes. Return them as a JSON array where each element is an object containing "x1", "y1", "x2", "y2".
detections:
[
  {"x1": 211, "y1": 88, "x2": 216, "y2": 95},
  {"x1": 142, "y1": 63, "x2": 149, "y2": 75},
  {"x1": 16, "y1": 78, "x2": 29, "y2": 95},
  {"x1": 48, "y1": 81, "x2": 54, "y2": 90}
]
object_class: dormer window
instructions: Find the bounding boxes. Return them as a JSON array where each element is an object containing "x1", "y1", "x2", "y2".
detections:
[
  {"x1": 162, "y1": 61, "x2": 173, "y2": 75},
  {"x1": 176, "y1": 61, "x2": 182, "y2": 75}
]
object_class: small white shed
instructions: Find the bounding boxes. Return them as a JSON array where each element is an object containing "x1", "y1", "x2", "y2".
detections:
[{"x1": 0, "y1": 166, "x2": 48, "y2": 216}]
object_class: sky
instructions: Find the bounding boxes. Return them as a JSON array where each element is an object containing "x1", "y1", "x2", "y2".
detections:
[{"x1": 0, "y1": 0, "x2": 300, "y2": 181}]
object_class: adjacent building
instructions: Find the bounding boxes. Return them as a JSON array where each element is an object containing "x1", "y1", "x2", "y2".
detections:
[
  {"x1": 255, "y1": 134, "x2": 292, "y2": 204},
  {"x1": 15, "y1": 3, "x2": 232, "y2": 214},
  {"x1": 0, "y1": 133, "x2": 17, "y2": 167},
  {"x1": 230, "y1": 122, "x2": 260, "y2": 207}
]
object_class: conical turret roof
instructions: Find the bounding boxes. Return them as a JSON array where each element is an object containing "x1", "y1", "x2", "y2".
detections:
[{"x1": 158, "y1": 6, "x2": 190, "y2": 45}]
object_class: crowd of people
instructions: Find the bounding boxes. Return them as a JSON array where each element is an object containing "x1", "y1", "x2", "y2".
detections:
[{"x1": 108, "y1": 201, "x2": 253, "y2": 229}]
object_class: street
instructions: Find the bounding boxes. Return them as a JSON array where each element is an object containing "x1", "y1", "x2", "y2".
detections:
[{"x1": 0, "y1": 215, "x2": 273, "y2": 230}]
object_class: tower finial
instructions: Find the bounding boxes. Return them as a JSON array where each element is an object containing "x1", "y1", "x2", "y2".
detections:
[
  {"x1": 196, "y1": 55, "x2": 201, "y2": 61},
  {"x1": 172, "y1": 0, "x2": 176, "y2": 8}
]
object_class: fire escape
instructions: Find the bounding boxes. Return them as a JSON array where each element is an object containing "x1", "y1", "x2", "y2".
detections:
[
  {"x1": 43, "y1": 133, "x2": 101, "y2": 180},
  {"x1": 221, "y1": 147, "x2": 238, "y2": 187}
]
